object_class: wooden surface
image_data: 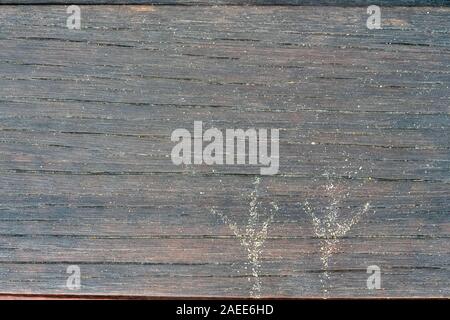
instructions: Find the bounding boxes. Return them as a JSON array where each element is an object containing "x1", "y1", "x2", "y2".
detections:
[
  {"x1": 0, "y1": 5, "x2": 449, "y2": 298},
  {"x1": 0, "y1": 1, "x2": 449, "y2": 6}
]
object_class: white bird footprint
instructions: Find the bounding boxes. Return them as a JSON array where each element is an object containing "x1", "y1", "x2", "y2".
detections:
[
  {"x1": 211, "y1": 177, "x2": 278, "y2": 298},
  {"x1": 303, "y1": 181, "x2": 371, "y2": 291}
]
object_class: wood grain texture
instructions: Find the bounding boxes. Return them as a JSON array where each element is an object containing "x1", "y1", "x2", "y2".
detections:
[
  {"x1": 0, "y1": 5, "x2": 448, "y2": 298},
  {"x1": 0, "y1": 1, "x2": 449, "y2": 6}
]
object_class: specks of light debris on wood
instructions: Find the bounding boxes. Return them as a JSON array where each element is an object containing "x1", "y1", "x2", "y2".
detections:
[{"x1": 0, "y1": 5, "x2": 448, "y2": 298}]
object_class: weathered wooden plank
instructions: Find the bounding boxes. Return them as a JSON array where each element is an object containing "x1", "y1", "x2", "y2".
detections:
[
  {"x1": 0, "y1": 1, "x2": 448, "y2": 6},
  {"x1": 0, "y1": 5, "x2": 448, "y2": 298}
]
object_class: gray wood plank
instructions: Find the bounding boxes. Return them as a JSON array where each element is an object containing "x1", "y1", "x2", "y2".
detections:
[
  {"x1": 0, "y1": 1, "x2": 448, "y2": 6},
  {"x1": 0, "y1": 5, "x2": 448, "y2": 298}
]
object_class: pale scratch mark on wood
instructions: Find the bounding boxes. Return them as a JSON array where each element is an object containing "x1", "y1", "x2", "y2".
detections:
[
  {"x1": 304, "y1": 179, "x2": 372, "y2": 294},
  {"x1": 211, "y1": 177, "x2": 278, "y2": 298},
  {"x1": 128, "y1": 5, "x2": 156, "y2": 12}
]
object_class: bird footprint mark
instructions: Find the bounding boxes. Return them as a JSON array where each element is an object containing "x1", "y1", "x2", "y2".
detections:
[
  {"x1": 211, "y1": 177, "x2": 278, "y2": 298},
  {"x1": 304, "y1": 181, "x2": 372, "y2": 293}
]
